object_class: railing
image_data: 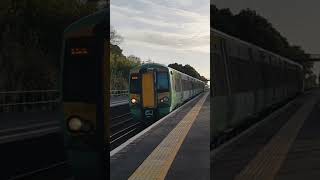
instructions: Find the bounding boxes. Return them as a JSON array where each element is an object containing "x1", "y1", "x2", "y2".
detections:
[
  {"x1": 0, "y1": 90, "x2": 60, "y2": 112},
  {"x1": 309, "y1": 54, "x2": 320, "y2": 59},
  {"x1": 0, "y1": 89, "x2": 129, "y2": 112},
  {"x1": 110, "y1": 90, "x2": 128, "y2": 97}
]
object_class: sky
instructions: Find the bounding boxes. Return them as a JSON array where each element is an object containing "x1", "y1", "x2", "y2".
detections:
[
  {"x1": 111, "y1": 0, "x2": 210, "y2": 80},
  {"x1": 211, "y1": 0, "x2": 320, "y2": 78}
]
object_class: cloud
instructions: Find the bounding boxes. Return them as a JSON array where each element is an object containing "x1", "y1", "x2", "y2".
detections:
[{"x1": 111, "y1": 0, "x2": 210, "y2": 78}]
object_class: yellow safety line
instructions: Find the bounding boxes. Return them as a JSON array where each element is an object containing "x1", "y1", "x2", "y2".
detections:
[
  {"x1": 235, "y1": 97, "x2": 318, "y2": 180},
  {"x1": 128, "y1": 93, "x2": 209, "y2": 180}
]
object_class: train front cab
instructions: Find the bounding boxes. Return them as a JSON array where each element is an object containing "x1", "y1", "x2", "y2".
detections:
[
  {"x1": 60, "y1": 9, "x2": 108, "y2": 180},
  {"x1": 129, "y1": 65, "x2": 171, "y2": 123}
]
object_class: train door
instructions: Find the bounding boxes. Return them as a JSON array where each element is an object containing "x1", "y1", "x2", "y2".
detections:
[
  {"x1": 142, "y1": 72, "x2": 156, "y2": 108},
  {"x1": 60, "y1": 9, "x2": 109, "y2": 180},
  {"x1": 179, "y1": 76, "x2": 183, "y2": 102},
  {"x1": 141, "y1": 69, "x2": 157, "y2": 119}
]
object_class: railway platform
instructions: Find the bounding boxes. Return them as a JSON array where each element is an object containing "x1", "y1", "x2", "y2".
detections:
[
  {"x1": 212, "y1": 89, "x2": 320, "y2": 180},
  {"x1": 110, "y1": 92, "x2": 210, "y2": 180}
]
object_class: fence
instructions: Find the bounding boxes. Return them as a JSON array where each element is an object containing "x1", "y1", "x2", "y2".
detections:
[
  {"x1": 0, "y1": 90, "x2": 60, "y2": 112},
  {"x1": 110, "y1": 90, "x2": 128, "y2": 97},
  {"x1": 0, "y1": 89, "x2": 129, "y2": 112}
]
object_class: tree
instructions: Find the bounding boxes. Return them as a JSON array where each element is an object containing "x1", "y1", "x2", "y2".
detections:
[
  {"x1": 168, "y1": 63, "x2": 207, "y2": 84},
  {"x1": 110, "y1": 26, "x2": 123, "y2": 45},
  {"x1": 211, "y1": 5, "x2": 313, "y2": 74},
  {"x1": 127, "y1": 55, "x2": 141, "y2": 64},
  {"x1": 211, "y1": 5, "x2": 236, "y2": 35},
  {"x1": 0, "y1": 0, "x2": 97, "y2": 90},
  {"x1": 110, "y1": 29, "x2": 141, "y2": 90}
]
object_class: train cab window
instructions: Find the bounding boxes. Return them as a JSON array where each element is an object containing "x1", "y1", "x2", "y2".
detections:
[
  {"x1": 130, "y1": 74, "x2": 141, "y2": 93},
  {"x1": 63, "y1": 37, "x2": 98, "y2": 103},
  {"x1": 157, "y1": 72, "x2": 169, "y2": 92}
]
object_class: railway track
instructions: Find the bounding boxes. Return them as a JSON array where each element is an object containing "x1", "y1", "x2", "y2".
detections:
[
  {"x1": 1, "y1": 131, "x2": 70, "y2": 180},
  {"x1": 110, "y1": 112, "x2": 142, "y2": 150},
  {"x1": 8, "y1": 161, "x2": 70, "y2": 180},
  {"x1": 3, "y1": 104, "x2": 143, "y2": 179}
]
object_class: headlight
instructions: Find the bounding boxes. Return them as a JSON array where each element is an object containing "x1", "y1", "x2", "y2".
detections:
[
  {"x1": 160, "y1": 96, "x2": 169, "y2": 103},
  {"x1": 68, "y1": 117, "x2": 83, "y2": 131},
  {"x1": 131, "y1": 98, "x2": 137, "y2": 104},
  {"x1": 67, "y1": 116, "x2": 92, "y2": 133}
]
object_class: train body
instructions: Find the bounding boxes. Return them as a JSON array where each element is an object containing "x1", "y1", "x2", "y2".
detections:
[
  {"x1": 129, "y1": 63, "x2": 205, "y2": 122},
  {"x1": 61, "y1": 9, "x2": 109, "y2": 179},
  {"x1": 211, "y1": 28, "x2": 304, "y2": 144}
]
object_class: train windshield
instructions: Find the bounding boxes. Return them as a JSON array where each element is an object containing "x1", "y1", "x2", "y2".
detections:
[
  {"x1": 62, "y1": 37, "x2": 98, "y2": 103},
  {"x1": 157, "y1": 72, "x2": 169, "y2": 92},
  {"x1": 130, "y1": 74, "x2": 141, "y2": 93}
]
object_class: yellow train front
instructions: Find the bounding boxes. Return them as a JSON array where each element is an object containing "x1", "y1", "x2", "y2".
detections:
[{"x1": 129, "y1": 63, "x2": 205, "y2": 123}]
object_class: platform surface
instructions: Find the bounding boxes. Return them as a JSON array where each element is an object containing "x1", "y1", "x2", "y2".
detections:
[
  {"x1": 110, "y1": 92, "x2": 210, "y2": 180},
  {"x1": 212, "y1": 89, "x2": 320, "y2": 180}
]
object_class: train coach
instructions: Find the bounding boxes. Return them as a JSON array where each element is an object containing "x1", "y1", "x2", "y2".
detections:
[
  {"x1": 211, "y1": 28, "x2": 304, "y2": 146},
  {"x1": 129, "y1": 63, "x2": 205, "y2": 122}
]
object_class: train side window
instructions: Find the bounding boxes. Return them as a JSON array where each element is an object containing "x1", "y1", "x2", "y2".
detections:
[
  {"x1": 181, "y1": 79, "x2": 185, "y2": 91},
  {"x1": 157, "y1": 72, "x2": 169, "y2": 92},
  {"x1": 130, "y1": 74, "x2": 141, "y2": 93},
  {"x1": 172, "y1": 76, "x2": 175, "y2": 91},
  {"x1": 184, "y1": 79, "x2": 188, "y2": 91},
  {"x1": 229, "y1": 57, "x2": 240, "y2": 93},
  {"x1": 212, "y1": 53, "x2": 228, "y2": 96},
  {"x1": 175, "y1": 77, "x2": 181, "y2": 92}
]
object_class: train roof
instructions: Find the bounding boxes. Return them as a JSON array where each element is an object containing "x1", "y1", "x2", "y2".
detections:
[
  {"x1": 168, "y1": 66, "x2": 205, "y2": 83},
  {"x1": 130, "y1": 63, "x2": 167, "y2": 72},
  {"x1": 211, "y1": 28, "x2": 303, "y2": 69},
  {"x1": 64, "y1": 8, "x2": 108, "y2": 38},
  {"x1": 130, "y1": 63, "x2": 205, "y2": 83}
]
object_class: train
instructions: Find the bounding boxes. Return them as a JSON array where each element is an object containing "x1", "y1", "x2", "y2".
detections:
[
  {"x1": 211, "y1": 28, "x2": 304, "y2": 145},
  {"x1": 129, "y1": 63, "x2": 205, "y2": 122},
  {"x1": 61, "y1": 9, "x2": 109, "y2": 179}
]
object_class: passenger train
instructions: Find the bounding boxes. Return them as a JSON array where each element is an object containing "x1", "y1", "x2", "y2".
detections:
[
  {"x1": 211, "y1": 28, "x2": 304, "y2": 146},
  {"x1": 129, "y1": 63, "x2": 205, "y2": 122}
]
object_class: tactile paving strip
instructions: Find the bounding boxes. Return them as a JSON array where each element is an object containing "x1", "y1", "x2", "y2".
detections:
[
  {"x1": 128, "y1": 93, "x2": 209, "y2": 180},
  {"x1": 235, "y1": 96, "x2": 319, "y2": 180}
]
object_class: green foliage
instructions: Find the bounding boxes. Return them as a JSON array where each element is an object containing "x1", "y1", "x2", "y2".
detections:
[
  {"x1": 110, "y1": 26, "x2": 123, "y2": 45},
  {"x1": 0, "y1": 0, "x2": 98, "y2": 90},
  {"x1": 109, "y1": 28, "x2": 207, "y2": 89},
  {"x1": 168, "y1": 63, "x2": 208, "y2": 84},
  {"x1": 110, "y1": 44, "x2": 141, "y2": 90},
  {"x1": 109, "y1": 27, "x2": 142, "y2": 90}
]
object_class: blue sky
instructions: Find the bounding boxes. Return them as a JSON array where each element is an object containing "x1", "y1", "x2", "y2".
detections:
[{"x1": 111, "y1": 0, "x2": 210, "y2": 80}]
